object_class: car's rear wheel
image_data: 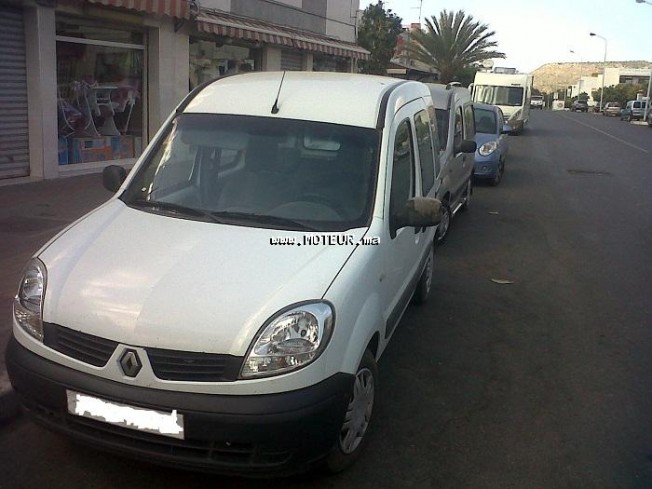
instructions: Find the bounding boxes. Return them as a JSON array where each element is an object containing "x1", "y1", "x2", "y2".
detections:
[{"x1": 326, "y1": 350, "x2": 377, "y2": 472}]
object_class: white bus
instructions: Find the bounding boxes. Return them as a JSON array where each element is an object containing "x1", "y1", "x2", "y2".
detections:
[{"x1": 471, "y1": 72, "x2": 534, "y2": 133}]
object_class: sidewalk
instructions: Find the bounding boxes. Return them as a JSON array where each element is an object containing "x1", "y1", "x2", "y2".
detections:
[{"x1": 0, "y1": 173, "x2": 113, "y2": 421}]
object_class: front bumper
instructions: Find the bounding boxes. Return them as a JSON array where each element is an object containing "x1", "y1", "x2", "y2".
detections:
[
  {"x1": 474, "y1": 155, "x2": 500, "y2": 178},
  {"x1": 6, "y1": 337, "x2": 353, "y2": 476}
]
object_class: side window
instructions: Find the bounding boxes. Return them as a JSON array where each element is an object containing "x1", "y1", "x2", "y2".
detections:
[
  {"x1": 414, "y1": 110, "x2": 435, "y2": 195},
  {"x1": 427, "y1": 105, "x2": 441, "y2": 176},
  {"x1": 389, "y1": 119, "x2": 414, "y2": 228},
  {"x1": 464, "y1": 104, "x2": 475, "y2": 139},
  {"x1": 453, "y1": 107, "x2": 463, "y2": 153}
]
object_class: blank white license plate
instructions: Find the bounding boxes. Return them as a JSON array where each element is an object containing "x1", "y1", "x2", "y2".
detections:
[{"x1": 66, "y1": 390, "x2": 184, "y2": 439}]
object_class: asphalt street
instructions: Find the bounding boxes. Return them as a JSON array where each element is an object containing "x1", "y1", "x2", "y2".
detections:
[{"x1": 1, "y1": 110, "x2": 651, "y2": 488}]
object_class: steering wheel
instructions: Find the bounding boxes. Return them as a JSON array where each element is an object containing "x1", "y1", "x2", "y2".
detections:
[{"x1": 298, "y1": 193, "x2": 347, "y2": 219}]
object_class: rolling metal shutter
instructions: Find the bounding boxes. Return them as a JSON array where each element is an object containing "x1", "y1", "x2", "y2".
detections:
[
  {"x1": 280, "y1": 50, "x2": 303, "y2": 71},
  {"x1": 0, "y1": 6, "x2": 29, "y2": 179}
]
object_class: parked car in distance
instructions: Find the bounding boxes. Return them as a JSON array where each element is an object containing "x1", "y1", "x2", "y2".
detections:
[
  {"x1": 473, "y1": 103, "x2": 512, "y2": 186},
  {"x1": 426, "y1": 83, "x2": 477, "y2": 243},
  {"x1": 620, "y1": 99, "x2": 648, "y2": 121},
  {"x1": 602, "y1": 101, "x2": 621, "y2": 116},
  {"x1": 570, "y1": 99, "x2": 589, "y2": 112},
  {"x1": 530, "y1": 95, "x2": 544, "y2": 109},
  {"x1": 647, "y1": 107, "x2": 652, "y2": 127},
  {"x1": 7, "y1": 72, "x2": 445, "y2": 476}
]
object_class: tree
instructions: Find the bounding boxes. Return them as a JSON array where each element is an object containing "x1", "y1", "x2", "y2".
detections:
[
  {"x1": 593, "y1": 83, "x2": 647, "y2": 108},
  {"x1": 408, "y1": 10, "x2": 505, "y2": 84},
  {"x1": 357, "y1": 1, "x2": 402, "y2": 75}
]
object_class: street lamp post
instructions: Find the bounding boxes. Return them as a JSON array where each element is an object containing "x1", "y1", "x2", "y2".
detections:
[
  {"x1": 590, "y1": 32, "x2": 607, "y2": 112},
  {"x1": 570, "y1": 49, "x2": 583, "y2": 99}
]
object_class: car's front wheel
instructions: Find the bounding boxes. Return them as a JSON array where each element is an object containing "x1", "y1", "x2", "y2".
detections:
[
  {"x1": 490, "y1": 160, "x2": 505, "y2": 186},
  {"x1": 460, "y1": 178, "x2": 472, "y2": 212},
  {"x1": 326, "y1": 350, "x2": 377, "y2": 472},
  {"x1": 412, "y1": 245, "x2": 434, "y2": 305},
  {"x1": 435, "y1": 201, "x2": 451, "y2": 244}
]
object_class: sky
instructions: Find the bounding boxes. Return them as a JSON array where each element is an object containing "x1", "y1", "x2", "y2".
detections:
[{"x1": 358, "y1": 0, "x2": 652, "y2": 73}]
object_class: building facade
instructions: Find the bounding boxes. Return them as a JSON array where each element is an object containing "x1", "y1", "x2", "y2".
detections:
[{"x1": 0, "y1": 0, "x2": 367, "y2": 181}]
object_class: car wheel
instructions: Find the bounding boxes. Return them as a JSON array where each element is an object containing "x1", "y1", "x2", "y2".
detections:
[
  {"x1": 412, "y1": 245, "x2": 434, "y2": 305},
  {"x1": 460, "y1": 178, "x2": 472, "y2": 212},
  {"x1": 490, "y1": 161, "x2": 504, "y2": 186},
  {"x1": 435, "y1": 201, "x2": 451, "y2": 244},
  {"x1": 326, "y1": 350, "x2": 377, "y2": 473}
]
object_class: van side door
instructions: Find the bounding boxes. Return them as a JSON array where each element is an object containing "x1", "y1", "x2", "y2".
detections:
[{"x1": 381, "y1": 101, "x2": 430, "y2": 339}]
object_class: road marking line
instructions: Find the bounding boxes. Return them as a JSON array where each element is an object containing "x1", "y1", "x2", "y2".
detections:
[{"x1": 560, "y1": 114, "x2": 650, "y2": 153}]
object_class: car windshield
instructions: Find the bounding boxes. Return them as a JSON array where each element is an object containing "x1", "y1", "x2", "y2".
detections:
[
  {"x1": 121, "y1": 114, "x2": 380, "y2": 232},
  {"x1": 474, "y1": 108, "x2": 497, "y2": 134},
  {"x1": 474, "y1": 85, "x2": 524, "y2": 106}
]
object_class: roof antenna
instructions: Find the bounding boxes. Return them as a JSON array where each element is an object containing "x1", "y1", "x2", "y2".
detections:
[{"x1": 271, "y1": 71, "x2": 286, "y2": 114}]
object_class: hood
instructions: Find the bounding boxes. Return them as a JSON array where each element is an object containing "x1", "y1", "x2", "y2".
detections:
[{"x1": 39, "y1": 200, "x2": 365, "y2": 356}]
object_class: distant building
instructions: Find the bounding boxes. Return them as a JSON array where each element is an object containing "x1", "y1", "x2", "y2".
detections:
[{"x1": 387, "y1": 23, "x2": 439, "y2": 82}]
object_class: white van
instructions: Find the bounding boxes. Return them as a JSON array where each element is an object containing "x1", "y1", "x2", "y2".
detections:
[
  {"x1": 426, "y1": 83, "x2": 477, "y2": 242},
  {"x1": 7, "y1": 72, "x2": 443, "y2": 475}
]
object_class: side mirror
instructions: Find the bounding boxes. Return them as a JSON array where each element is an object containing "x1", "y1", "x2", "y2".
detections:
[
  {"x1": 458, "y1": 139, "x2": 477, "y2": 154},
  {"x1": 391, "y1": 197, "x2": 442, "y2": 236},
  {"x1": 501, "y1": 124, "x2": 513, "y2": 134},
  {"x1": 102, "y1": 165, "x2": 127, "y2": 193}
]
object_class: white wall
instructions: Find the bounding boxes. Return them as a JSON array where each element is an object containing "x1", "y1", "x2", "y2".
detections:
[
  {"x1": 25, "y1": 6, "x2": 58, "y2": 179},
  {"x1": 146, "y1": 20, "x2": 190, "y2": 139},
  {"x1": 325, "y1": 0, "x2": 358, "y2": 42}
]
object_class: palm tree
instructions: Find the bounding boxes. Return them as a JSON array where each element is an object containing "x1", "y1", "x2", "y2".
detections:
[{"x1": 409, "y1": 10, "x2": 505, "y2": 84}]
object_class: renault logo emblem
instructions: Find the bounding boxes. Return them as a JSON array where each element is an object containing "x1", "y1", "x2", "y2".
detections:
[{"x1": 119, "y1": 349, "x2": 142, "y2": 377}]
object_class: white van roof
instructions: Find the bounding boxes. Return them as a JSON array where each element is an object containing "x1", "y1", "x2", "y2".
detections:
[
  {"x1": 183, "y1": 72, "x2": 426, "y2": 129},
  {"x1": 425, "y1": 83, "x2": 471, "y2": 111}
]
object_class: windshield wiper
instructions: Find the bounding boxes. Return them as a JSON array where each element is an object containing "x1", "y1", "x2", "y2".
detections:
[
  {"x1": 129, "y1": 199, "x2": 221, "y2": 223},
  {"x1": 210, "y1": 211, "x2": 319, "y2": 231}
]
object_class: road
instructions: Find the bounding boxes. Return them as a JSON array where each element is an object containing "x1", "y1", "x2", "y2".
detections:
[{"x1": 1, "y1": 110, "x2": 651, "y2": 488}]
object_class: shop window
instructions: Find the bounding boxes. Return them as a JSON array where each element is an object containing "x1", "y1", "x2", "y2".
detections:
[
  {"x1": 56, "y1": 19, "x2": 144, "y2": 166},
  {"x1": 313, "y1": 55, "x2": 350, "y2": 73},
  {"x1": 189, "y1": 39, "x2": 260, "y2": 89}
]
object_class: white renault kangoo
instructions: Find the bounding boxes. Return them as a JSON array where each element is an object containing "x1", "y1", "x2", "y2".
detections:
[{"x1": 8, "y1": 72, "x2": 443, "y2": 475}]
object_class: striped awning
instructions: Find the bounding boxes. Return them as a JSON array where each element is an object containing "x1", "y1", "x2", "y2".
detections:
[
  {"x1": 87, "y1": 0, "x2": 194, "y2": 19},
  {"x1": 196, "y1": 11, "x2": 369, "y2": 60}
]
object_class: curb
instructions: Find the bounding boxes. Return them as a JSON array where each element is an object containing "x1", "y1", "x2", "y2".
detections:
[{"x1": 0, "y1": 370, "x2": 20, "y2": 422}]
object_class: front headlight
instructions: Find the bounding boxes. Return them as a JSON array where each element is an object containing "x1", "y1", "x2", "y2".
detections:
[
  {"x1": 240, "y1": 302, "x2": 334, "y2": 379},
  {"x1": 14, "y1": 258, "x2": 47, "y2": 341},
  {"x1": 478, "y1": 141, "x2": 498, "y2": 156}
]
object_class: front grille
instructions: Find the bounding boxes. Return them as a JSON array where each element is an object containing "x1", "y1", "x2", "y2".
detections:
[
  {"x1": 146, "y1": 348, "x2": 242, "y2": 382},
  {"x1": 43, "y1": 323, "x2": 117, "y2": 367},
  {"x1": 42, "y1": 323, "x2": 243, "y2": 382}
]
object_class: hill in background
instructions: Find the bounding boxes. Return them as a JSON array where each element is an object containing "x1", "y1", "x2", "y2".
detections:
[{"x1": 531, "y1": 61, "x2": 651, "y2": 93}]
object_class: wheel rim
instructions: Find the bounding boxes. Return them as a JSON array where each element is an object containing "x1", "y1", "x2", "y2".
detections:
[
  {"x1": 437, "y1": 207, "x2": 450, "y2": 240},
  {"x1": 339, "y1": 367, "x2": 374, "y2": 454}
]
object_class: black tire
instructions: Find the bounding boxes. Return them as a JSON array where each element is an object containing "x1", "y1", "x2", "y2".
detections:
[
  {"x1": 490, "y1": 160, "x2": 504, "y2": 186},
  {"x1": 325, "y1": 350, "x2": 377, "y2": 473},
  {"x1": 435, "y1": 201, "x2": 451, "y2": 244},
  {"x1": 412, "y1": 245, "x2": 434, "y2": 305}
]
